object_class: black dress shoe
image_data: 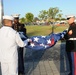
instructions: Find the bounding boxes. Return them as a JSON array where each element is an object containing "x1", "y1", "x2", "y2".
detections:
[
  {"x1": 68, "y1": 73, "x2": 71, "y2": 75},
  {"x1": 19, "y1": 73, "x2": 25, "y2": 75}
]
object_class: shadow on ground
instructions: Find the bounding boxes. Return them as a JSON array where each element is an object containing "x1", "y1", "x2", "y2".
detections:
[
  {"x1": 0, "y1": 42, "x2": 70, "y2": 75},
  {"x1": 24, "y1": 42, "x2": 70, "y2": 75}
]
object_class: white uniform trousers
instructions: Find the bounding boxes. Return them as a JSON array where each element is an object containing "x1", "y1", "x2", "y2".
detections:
[{"x1": 1, "y1": 61, "x2": 18, "y2": 75}]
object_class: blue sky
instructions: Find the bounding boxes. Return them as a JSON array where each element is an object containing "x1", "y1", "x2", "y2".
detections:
[{"x1": 3, "y1": 0, "x2": 76, "y2": 18}]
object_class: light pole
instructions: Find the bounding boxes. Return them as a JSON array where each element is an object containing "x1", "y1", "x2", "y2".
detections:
[{"x1": 0, "y1": 0, "x2": 4, "y2": 28}]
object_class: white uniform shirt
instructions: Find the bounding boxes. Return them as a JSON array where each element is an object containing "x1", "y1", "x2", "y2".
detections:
[{"x1": 0, "y1": 26, "x2": 25, "y2": 62}]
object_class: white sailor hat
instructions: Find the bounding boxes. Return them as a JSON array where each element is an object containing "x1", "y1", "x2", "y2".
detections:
[
  {"x1": 3, "y1": 15, "x2": 14, "y2": 21},
  {"x1": 66, "y1": 15, "x2": 75, "y2": 18},
  {"x1": 11, "y1": 14, "x2": 20, "y2": 18},
  {"x1": 74, "y1": 19, "x2": 76, "y2": 22}
]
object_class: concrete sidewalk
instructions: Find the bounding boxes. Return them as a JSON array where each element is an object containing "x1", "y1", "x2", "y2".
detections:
[
  {"x1": 24, "y1": 43, "x2": 70, "y2": 75},
  {"x1": 24, "y1": 60, "x2": 59, "y2": 75},
  {"x1": 0, "y1": 43, "x2": 70, "y2": 75}
]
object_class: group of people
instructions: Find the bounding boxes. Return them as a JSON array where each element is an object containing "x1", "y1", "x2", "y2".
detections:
[{"x1": 0, "y1": 14, "x2": 76, "y2": 75}]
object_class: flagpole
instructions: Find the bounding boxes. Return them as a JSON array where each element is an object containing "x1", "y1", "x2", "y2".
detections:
[{"x1": 0, "y1": 0, "x2": 4, "y2": 28}]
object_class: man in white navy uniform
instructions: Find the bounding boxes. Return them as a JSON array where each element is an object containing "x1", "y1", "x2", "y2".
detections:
[{"x1": 0, "y1": 15, "x2": 28, "y2": 75}]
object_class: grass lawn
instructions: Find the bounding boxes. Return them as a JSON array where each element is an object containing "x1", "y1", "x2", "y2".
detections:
[{"x1": 26, "y1": 25, "x2": 69, "y2": 37}]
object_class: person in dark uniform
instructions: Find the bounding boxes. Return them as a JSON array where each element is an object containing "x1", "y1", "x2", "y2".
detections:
[
  {"x1": 12, "y1": 14, "x2": 27, "y2": 75},
  {"x1": 64, "y1": 15, "x2": 76, "y2": 75}
]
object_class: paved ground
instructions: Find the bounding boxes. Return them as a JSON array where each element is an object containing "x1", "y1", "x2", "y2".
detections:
[
  {"x1": 24, "y1": 42, "x2": 70, "y2": 75},
  {"x1": 0, "y1": 42, "x2": 70, "y2": 75}
]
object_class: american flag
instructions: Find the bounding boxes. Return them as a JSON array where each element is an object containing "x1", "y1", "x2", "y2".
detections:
[{"x1": 19, "y1": 30, "x2": 67, "y2": 50}]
